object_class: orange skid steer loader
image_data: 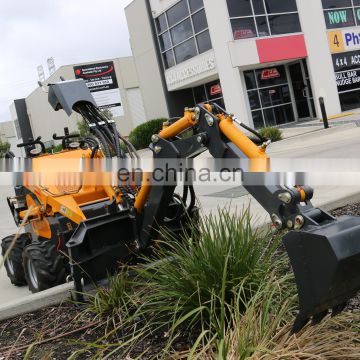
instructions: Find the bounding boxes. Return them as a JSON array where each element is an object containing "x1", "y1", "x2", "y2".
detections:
[{"x1": 2, "y1": 79, "x2": 360, "y2": 333}]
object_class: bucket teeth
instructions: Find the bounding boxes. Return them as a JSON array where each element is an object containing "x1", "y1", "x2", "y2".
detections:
[{"x1": 284, "y1": 215, "x2": 360, "y2": 333}]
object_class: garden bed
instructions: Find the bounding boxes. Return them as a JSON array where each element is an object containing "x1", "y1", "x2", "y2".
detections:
[{"x1": 0, "y1": 204, "x2": 359, "y2": 359}]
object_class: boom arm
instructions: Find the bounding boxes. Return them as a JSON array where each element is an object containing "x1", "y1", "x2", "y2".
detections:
[
  {"x1": 138, "y1": 104, "x2": 332, "y2": 241},
  {"x1": 140, "y1": 103, "x2": 360, "y2": 333}
]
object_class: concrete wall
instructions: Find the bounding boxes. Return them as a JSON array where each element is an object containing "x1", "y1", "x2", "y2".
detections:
[
  {"x1": 125, "y1": 0, "x2": 170, "y2": 120},
  {"x1": 296, "y1": 0, "x2": 342, "y2": 116},
  {"x1": 25, "y1": 57, "x2": 147, "y2": 143}
]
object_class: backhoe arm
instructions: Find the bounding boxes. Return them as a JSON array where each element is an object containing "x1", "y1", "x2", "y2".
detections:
[{"x1": 143, "y1": 103, "x2": 360, "y2": 333}]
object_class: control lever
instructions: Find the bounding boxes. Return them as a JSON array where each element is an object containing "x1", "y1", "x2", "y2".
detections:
[
  {"x1": 17, "y1": 137, "x2": 46, "y2": 157},
  {"x1": 53, "y1": 128, "x2": 81, "y2": 150}
]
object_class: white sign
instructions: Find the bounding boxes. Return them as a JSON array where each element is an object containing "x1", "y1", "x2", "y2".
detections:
[
  {"x1": 74, "y1": 61, "x2": 124, "y2": 118},
  {"x1": 165, "y1": 53, "x2": 216, "y2": 88}
]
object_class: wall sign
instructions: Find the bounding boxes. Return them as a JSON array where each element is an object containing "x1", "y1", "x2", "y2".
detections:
[
  {"x1": 234, "y1": 29, "x2": 255, "y2": 40},
  {"x1": 332, "y1": 50, "x2": 360, "y2": 72},
  {"x1": 261, "y1": 68, "x2": 280, "y2": 80},
  {"x1": 210, "y1": 84, "x2": 222, "y2": 96},
  {"x1": 165, "y1": 53, "x2": 216, "y2": 89},
  {"x1": 325, "y1": 9, "x2": 355, "y2": 29},
  {"x1": 74, "y1": 61, "x2": 124, "y2": 117},
  {"x1": 328, "y1": 27, "x2": 360, "y2": 53},
  {"x1": 335, "y1": 69, "x2": 360, "y2": 92}
]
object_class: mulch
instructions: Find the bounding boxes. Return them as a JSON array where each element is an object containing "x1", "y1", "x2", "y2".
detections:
[{"x1": 1, "y1": 203, "x2": 360, "y2": 359}]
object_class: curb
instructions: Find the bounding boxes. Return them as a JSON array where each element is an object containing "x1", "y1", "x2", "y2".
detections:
[
  {"x1": 0, "y1": 282, "x2": 73, "y2": 322},
  {"x1": 316, "y1": 190, "x2": 360, "y2": 212}
]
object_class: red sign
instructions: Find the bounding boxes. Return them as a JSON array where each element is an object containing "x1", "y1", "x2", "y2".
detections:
[
  {"x1": 261, "y1": 68, "x2": 280, "y2": 80},
  {"x1": 256, "y1": 35, "x2": 307, "y2": 64},
  {"x1": 234, "y1": 29, "x2": 255, "y2": 40},
  {"x1": 210, "y1": 84, "x2": 222, "y2": 96}
]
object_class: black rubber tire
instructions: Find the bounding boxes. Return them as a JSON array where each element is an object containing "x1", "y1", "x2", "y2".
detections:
[
  {"x1": 23, "y1": 240, "x2": 66, "y2": 293},
  {"x1": 1, "y1": 234, "x2": 30, "y2": 286}
]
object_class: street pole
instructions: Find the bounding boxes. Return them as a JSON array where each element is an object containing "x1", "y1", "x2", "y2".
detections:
[{"x1": 319, "y1": 97, "x2": 329, "y2": 129}]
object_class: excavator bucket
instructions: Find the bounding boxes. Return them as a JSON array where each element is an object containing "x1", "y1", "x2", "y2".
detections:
[
  {"x1": 283, "y1": 216, "x2": 360, "y2": 333},
  {"x1": 66, "y1": 210, "x2": 137, "y2": 300}
]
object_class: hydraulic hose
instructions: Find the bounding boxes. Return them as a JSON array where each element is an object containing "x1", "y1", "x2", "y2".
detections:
[
  {"x1": 111, "y1": 122, "x2": 125, "y2": 159},
  {"x1": 93, "y1": 128, "x2": 111, "y2": 158}
]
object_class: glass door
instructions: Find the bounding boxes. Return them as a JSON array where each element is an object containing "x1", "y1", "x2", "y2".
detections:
[{"x1": 288, "y1": 61, "x2": 315, "y2": 121}]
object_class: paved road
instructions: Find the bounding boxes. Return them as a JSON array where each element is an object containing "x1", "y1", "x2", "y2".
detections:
[{"x1": 2, "y1": 124, "x2": 360, "y2": 308}]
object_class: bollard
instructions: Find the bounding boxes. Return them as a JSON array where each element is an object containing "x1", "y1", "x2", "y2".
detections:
[{"x1": 319, "y1": 97, "x2": 329, "y2": 129}]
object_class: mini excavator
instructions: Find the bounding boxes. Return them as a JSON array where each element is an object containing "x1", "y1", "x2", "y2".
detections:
[{"x1": 2, "y1": 79, "x2": 360, "y2": 333}]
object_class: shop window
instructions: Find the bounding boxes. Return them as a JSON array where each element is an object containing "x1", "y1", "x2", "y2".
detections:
[
  {"x1": 244, "y1": 66, "x2": 296, "y2": 128},
  {"x1": 167, "y1": 0, "x2": 189, "y2": 27},
  {"x1": 155, "y1": 13, "x2": 167, "y2": 33},
  {"x1": 264, "y1": 0, "x2": 298, "y2": 14},
  {"x1": 196, "y1": 30, "x2": 212, "y2": 54},
  {"x1": 155, "y1": 0, "x2": 212, "y2": 70},
  {"x1": 268, "y1": 14, "x2": 302, "y2": 35},
  {"x1": 226, "y1": 0, "x2": 301, "y2": 40},
  {"x1": 171, "y1": 19, "x2": 193, "y2": 46},
  {"x1": 322, "y1": 0, "x2": 360, "y2": 28},
  {"x1": 192, "y1": 9, "x2": 208, "y2": 33},
  {"x1": 189, "y1": 0, "x2": 203, "y2": 12},
  {"x1": 192, "y1": 80, "x2": 224, "y2": 108},
  {"x1": 174, "y1": 38, "x2": 198, "y2": 63},
  {"x1": 159, "y1": 32, "x2": 171, "y2": 52},
  {"x1": 163, "y1": 51, "x2": 176, "y2": 69}
]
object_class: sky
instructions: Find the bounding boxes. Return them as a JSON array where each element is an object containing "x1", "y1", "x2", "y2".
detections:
[{"x1": 0, "y1": 0, "x2": 133, "y2": 122}]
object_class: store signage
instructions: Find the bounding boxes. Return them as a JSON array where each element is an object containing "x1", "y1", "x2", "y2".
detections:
[
  {"x1": 335, "y1": 69, "x2": 360, "y2": 91},
  {"x1": 261, "y1": 68, "x2": 280, "y2": 80},
  {"x1": 165, "y1": 54, "x2": 216, "y2": 88},
  {"x1": 327, "y1": 10, "x2": 350, "y2": 26},
  {"x1": 210, "y1": 84, "x2": 222, "y2": 96},
  {"x1": 234, "y1": 29, "x2": 255, "y2": 40},
  {"x1": 74, "y1": 61, "x2": 124, "y2": 117},
  {"x1": 332, "y1": 50, "x2": 360, "y2": 72},
  {"x1": 328, "y1": 26, "x2": 360, "y2": 53}
]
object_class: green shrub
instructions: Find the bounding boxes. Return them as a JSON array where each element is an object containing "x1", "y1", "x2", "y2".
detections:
[
  {"x1": 258, "y1": 127, "x2": 283, "y2": 142},
  {"x1": 128, "y1": 118, "x2": 167, "y2": 150},
  {"x1": 0, "y1": 140, "x2": 10, "y2": 157},
  {"x1": 133, "y1": 208, "x2": 282, "y2": 349},
  {"x1": 77, "y1": 119, "x2": 90, "y2": 137},
  {"x1": 45, "y1": 144, "x2": 63, "y2": 154}
]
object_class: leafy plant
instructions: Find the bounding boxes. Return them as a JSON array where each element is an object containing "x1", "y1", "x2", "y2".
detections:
[
  {"x1": 258, "y1": 127, "x2": 283, "y2": 142},
  {"x1": 46, "y1": 144, "x2": 64, "y2": 154},
  {"x1": 86, "y1": 269, "x2": 133, "y2": 319},
  {"x1": 0, "y1": 140, "x2": 11, "y2": 157},
  {"x1": 133, "y1": 208, "x2": 282, "y2": 350},
  {"x1": 77, "y1": 119, "x2": 90, "y2": 137},
  {"x1": 128, "y1": 118, "x2": 167, "y2": 150}
]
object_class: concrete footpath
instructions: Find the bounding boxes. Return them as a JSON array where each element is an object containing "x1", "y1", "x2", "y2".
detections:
[{"x1": 2, "y1": 122, "x2": 360, "y2": 320}]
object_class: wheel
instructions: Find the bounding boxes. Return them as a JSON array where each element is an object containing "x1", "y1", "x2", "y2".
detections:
[
  {"x1": 23, "y1": 240, "x2": 66, "y2": 293},
  {"x1": 1, "y1": 234, "x2": 30, "y2": 286}
]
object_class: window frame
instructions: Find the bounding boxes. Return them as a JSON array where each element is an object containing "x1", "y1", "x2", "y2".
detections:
[
  {"x1": 154, "y1": 0, "x2": 212, "y2": 70},
  {"x1": 192, "y1": 80, "x2": 224, "y2": 107},
  {"x1": 226, "y1": 0, "x2": 302, "y2": 40},
  {"x1": 244, "y1": 66, "x2": 295, "y2": 128}
]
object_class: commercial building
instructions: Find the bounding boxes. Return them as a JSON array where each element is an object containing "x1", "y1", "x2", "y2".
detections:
[
  {"x1": 126, "y1": 0, "x2": 360, "y2": 128},
  {"x1": 10, "y1": 57, "x2": 151, "y2": 148}
]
